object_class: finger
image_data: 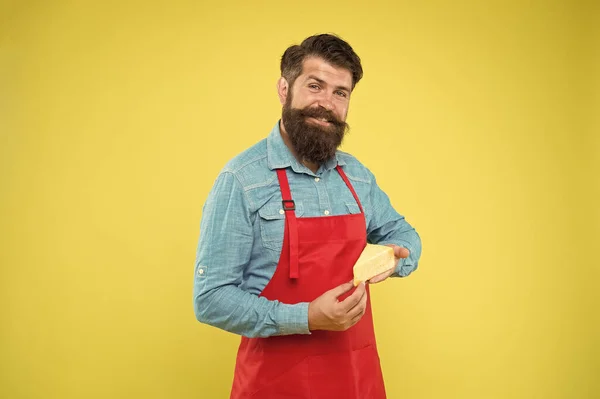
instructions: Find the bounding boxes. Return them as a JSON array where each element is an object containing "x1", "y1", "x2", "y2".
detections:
[
  {"x1": 329, "y1": 280, "x2": 356, "y2": 299},
  {"x1": 338, "y1": 282, "x2": 365, "y2": 310},
  {"x1": 346, "y1": 289, "x2": 368, "y2": 318},
  {"x1": 347, "y1": 303, "x2": 367, "y2": 328},
  {"x1": 368, "y1": 268, "x2": 393, "y2": 284}
]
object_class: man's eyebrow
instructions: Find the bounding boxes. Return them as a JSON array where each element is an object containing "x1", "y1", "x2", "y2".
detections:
[{"x1": 306, "y1": 75, "x2": 351, "y2": 93}]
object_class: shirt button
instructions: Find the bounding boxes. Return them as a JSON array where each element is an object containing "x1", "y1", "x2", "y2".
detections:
[
  {"x1": 315, "y1": 177, "x2": 320, "y2": 182},
  {"x1": 279, "y1": 209, "x2": 284, "y2": 215},
  {"x1": 324, "y1": 210, "x2": 330, "y2": 215},
  {"x1": 198, "y1": 268, "x2": 205, "y2": 275}
]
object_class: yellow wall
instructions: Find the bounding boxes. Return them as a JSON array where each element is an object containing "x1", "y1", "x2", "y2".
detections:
[{"x1": 1, "y1": 1, "x2": 598, "y2": 398}]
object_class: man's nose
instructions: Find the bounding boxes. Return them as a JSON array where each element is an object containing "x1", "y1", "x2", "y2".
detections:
[{"x1": 317, "y1": 93, "x2": 335, "y2": 111}]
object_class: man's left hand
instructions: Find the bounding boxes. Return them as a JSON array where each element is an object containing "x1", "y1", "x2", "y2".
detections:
[{"x1": 367, "y1": 245, "x2": 410, "y2": 284}]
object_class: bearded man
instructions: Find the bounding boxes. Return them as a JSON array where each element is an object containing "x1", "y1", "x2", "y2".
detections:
[{"x1": 193, "y1": 34, "x2": 422, "y2": 399}]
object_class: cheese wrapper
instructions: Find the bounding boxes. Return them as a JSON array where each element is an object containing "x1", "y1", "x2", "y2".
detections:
[{"x1": 353, "y1": 244, "x2": 396, "y2": 286}]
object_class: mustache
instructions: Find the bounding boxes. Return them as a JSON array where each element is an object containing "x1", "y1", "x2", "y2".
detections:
[{"x1": 296, "y1": 107, "x2": 346, "y2": 128}]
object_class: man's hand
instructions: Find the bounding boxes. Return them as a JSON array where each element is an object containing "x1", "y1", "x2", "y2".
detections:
[
  {"x1": 308, "y1": 281, "x2": 367, "y2": 331},
  {"x1": 368, "y1": 245, "x2": 410, "y2": 284}
]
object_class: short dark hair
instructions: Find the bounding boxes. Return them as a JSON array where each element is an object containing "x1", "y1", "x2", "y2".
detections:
[{"x1": 280, "y1": 34, "x2": 363, "y2": 90}]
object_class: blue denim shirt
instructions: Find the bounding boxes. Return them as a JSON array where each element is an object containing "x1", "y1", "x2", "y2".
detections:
[{"x1": 193, "y1": 122, "x2": 421, "y2": 338}]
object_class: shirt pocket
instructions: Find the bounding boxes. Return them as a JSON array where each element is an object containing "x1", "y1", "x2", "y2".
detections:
[
  {"x1": 258, "y1": 200, "x2": 304, "y2": 251},
  {"x1": 345, "y1": 202, "x2": 362, "y2": 215}
]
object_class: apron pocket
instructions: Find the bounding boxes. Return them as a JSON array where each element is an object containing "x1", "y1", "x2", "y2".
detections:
[
  {"x1": 249, "y1": 357, "x2": 310, "y2": 398},
  {"x1": 307, "y1": 345, "x2": 386, "y2": 399}
]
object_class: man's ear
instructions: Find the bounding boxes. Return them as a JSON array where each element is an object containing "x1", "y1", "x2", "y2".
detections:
[{"x1": 277, "y1": 77, "x2": 289, "y2": 106}]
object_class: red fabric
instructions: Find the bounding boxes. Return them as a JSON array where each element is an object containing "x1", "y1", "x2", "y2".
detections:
[
  {"x1": 230, "y1": 167, "x2": 386, "y2": 399},
  {"x1": 277, "y1": 169, "x2": 299, "y2": 279}
]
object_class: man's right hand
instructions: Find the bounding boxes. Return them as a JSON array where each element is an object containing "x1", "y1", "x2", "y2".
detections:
[{"x1": 308, "y1": 281, "x2": 367, "y2": 331}]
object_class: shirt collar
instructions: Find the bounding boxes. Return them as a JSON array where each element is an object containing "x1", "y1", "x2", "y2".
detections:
[{"x1": 266, "y1": 120, "x2": 346, "y2": 175}]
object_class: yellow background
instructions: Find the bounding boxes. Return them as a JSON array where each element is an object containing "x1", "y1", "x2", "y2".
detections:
[{"x1": 1, "y1": 1, "x2": 598, "y2": 398}]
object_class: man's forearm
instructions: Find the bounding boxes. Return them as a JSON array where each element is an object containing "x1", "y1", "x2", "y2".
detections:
[{"x1": 194, "y1": 285, "x2": 310, "y2": 338}]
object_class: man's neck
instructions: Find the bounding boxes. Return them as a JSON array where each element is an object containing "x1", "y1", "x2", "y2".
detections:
[{"x1": 279, "y1": 120, "x2": 320, "y2": 174}]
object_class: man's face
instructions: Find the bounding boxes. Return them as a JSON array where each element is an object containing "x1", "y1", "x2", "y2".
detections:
[{"x1": 281, "y1": 57, "x2": 353, "y2": 165}]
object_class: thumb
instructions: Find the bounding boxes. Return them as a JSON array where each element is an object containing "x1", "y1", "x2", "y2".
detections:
[
  {"x1": 395, "y1": 246, "x2": 410, "y2": 259},
  {"x1": 385, "y1": 244, "x2": 410, "y2": 259}
]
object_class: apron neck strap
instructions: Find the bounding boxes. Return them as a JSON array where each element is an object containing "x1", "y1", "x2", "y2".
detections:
[
  {"x1": 276, "y1": 169, "x2": 299, "y2": 279},
  {"x1": 335, "y1": 165, "x2": 364, "y2": 214}
]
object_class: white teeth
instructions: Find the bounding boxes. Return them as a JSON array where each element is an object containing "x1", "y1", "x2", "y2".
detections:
[{"x1": 308, "y1": 116, "x2": 330, "y2": 123}]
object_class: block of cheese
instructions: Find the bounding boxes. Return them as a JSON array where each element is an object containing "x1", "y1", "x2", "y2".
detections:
[{"x1": 353, "y1": 244, "x2": 396, "y2": 286}]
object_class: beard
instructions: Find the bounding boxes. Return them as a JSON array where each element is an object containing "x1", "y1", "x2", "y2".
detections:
[{"x1": 281, "y1": 97, "x2": 349, "y2": 165}]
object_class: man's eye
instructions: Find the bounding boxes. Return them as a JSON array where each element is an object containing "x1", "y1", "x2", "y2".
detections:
[
  {"x1": 336, "y1": 91, "x2": 347, "y2": 98},
  {"x1": 309, "y1": 84, "x2": 320, "y2": 90}
]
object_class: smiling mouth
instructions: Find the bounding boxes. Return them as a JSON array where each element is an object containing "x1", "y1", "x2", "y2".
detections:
[{"x1": 307, "y1": 116, "x2": 333, "y2": 127}]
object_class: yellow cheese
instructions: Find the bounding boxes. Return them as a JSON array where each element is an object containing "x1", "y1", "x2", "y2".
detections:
[{"x1": 353, "y1": 244, "x2": 396, "y2": 286}]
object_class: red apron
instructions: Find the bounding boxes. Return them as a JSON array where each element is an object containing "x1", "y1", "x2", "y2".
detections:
[{"x1": 230, "y1": 166, "x2": 386, "y2": 399}]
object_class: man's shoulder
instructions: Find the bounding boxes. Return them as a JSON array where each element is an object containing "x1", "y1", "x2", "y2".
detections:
[
  {"x1": 336, "y1": 150, "x2": 375, "y2": 184},
  {"x1": 218, "y1": 138, "x2": 274, "y2": 190},
  {"x1": 221, "y1": 139, "x2": 269, "y2": 174}
]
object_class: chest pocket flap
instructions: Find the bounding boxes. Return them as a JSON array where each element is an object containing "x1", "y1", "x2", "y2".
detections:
[
  {"x1": 258, "y1": 201, "x2": 304, "y2": 251},
  {"x1": 345, "y1": 202, "x2": 361, "y2": 215}
]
